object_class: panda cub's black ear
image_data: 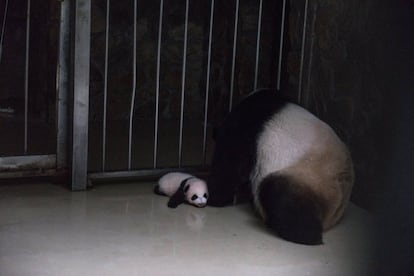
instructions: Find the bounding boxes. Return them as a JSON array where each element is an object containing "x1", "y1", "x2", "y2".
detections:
[{"x1": 167, "y1": 181, "x2": 187, "y2": 208}]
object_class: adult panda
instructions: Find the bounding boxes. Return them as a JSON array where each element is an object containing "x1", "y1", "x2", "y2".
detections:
[{"x1": 208, "y1": 89, "x2": 354, "y2": 245}]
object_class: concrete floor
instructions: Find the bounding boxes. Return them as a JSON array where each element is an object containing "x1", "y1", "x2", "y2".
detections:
[{"x1": 0, "y1": 181, "x2": 374, "y2": 276}]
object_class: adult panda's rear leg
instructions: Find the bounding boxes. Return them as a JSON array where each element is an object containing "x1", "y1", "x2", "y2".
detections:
[
  {"x1": 207, "y1": 173, "x2": 238, "y2": 207},
  {"x1": 257, "y1": 173, "x2": 325, "y2": 245},
  {"x1": 207, "y1": 152, "x2": 252, "y2": 207}
]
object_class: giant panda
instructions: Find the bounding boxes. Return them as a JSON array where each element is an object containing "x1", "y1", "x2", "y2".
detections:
[
  {"x1": 155, "y1": 172, "x2": 209, "y2": 208},
  {"x1": 207, "y1": 89, "x2": 354, "y2": 245}
]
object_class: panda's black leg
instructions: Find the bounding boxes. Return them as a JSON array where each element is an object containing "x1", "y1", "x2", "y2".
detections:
[
  {"x1": 258, "y1": 174, "x2": 323, "y2": 245},
  {"x1": 207, "y1": 176, "x2": 238, "y2": 207},
  {"x1": 167, "y1": 187, "x2": 186, "y2": 208}
]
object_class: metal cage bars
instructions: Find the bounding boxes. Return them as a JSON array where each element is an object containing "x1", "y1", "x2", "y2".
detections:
[
  {"x1": 102, "y1": 0, "x2": 110, "y2": 172},
  {"x1": 72, "y1": 0, "x2": 91, "y2": 190},
  {"x1": 0, "y1": 0, "x2": 69, "y2": 178},
  {"x1": 277, "y1": 0, "x2": 287, "y2": 90},
  {"x1": 24, "y1": 0, "x2": 31, "y2": 154},
  {"x1": 202, "y1": 0, "x2": 215, "y2": 166},
  {"x1": 71, "y1": 0, "x2": 308, "y2": 190},
  {"x1": 128, "y1": 0, "x2": 138, "y2": 170},
  {"x1": 0, "y1": 0, "x2": 9, "y2": 61},
  {"x1": 153, "y1": 0, "x2": 164, "y2": 169},
  {"x1": 229, "y1": 0, "x2": 240, "y2": 112},
  {"x1": 178, "y1": 0, "x2": 190, "y2": 168},
  {"x1": 254, "y1": 0, "x2": 263, "y2": 90},
  {"x1": 56, "y1": 0, "x2": 71, "y2": 169},
  {"x1": 298, "y1": 0, "x2": 308, "y2": 104}
]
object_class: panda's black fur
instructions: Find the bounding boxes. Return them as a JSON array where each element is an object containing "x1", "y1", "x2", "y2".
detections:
[
  {"x1": 155, "y1": 172, "x2": 208, "y2": 208},
  {"x1": 208, "y1": 89, "x2": 354, "y2": 245}
]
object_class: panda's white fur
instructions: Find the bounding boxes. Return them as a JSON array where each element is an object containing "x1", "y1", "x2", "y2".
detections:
[
  {"x1": 208, "y1": 89, "x2": 354, "y2": 245},
  {"x1": 157, "y1": 172, "x2": 191, "y2": 196},
  {"x1": 155, "y1": 172, "x2": 208, "y2": 208},
  {"x1": 250, "y1": 103, "x2": 353, "y2": 230}
]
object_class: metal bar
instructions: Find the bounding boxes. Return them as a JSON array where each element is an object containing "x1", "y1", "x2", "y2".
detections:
[
  {"x1": 304, "y1": 3, "x2": 317, "y2": 108},
  {"x1": 102, "y1": 0, "x2": 110, "y2": 171},
  {"x1": 202, "y1": 0, "x2": 215, "y2": 166},
  {"x1": 56, "y1": 0, "x2": 70, "y2": 169},
  {"x1": 0, "y1": 0, "x2": 9, "y2": 61},
  {"x1": 0, "y1": 169, "x2": 66, "y2": 179},
  {"x1": 128, "y1": 0, "x2": 138, "y2": 170},
  {"x1": 277, "y1": 0, "x2": 286, "y2": 90},
  {"x1": 72, "y1": 0, "x2": 91, "y2": 191},
  {"x1": 229, "y1": 0, "x2": 240, "y2": 112},
  {"x1": 154, "y1": 0, "x2": 164, "y2": 169},
  {"x1": 254, "y1": 0, "x2": 263, "y2": 90},
  {"x1": 0, "y1": 154, "x2": 56, "y2": 172},
  {"x1": 298, "y1": 0, "x2": 308, "y2": 104},
  {"x1": 178, "y1": 0, "x2": 189, "y2": 168},
  {"x1": 24, "y1": 0, "x2": 31, "y2": 154},
  {"x1": 88, "y1": 166, "x2": 210, "y2": 182}
]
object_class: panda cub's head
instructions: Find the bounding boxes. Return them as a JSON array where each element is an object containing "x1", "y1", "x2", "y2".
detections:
[{"x1": 183, "y1": 179, "x2": 208, "y2": 208}]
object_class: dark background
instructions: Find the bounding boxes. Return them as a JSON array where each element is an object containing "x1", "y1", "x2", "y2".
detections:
[{"x1": 1, "y1": 0, "x2": 413, "y2": 273}]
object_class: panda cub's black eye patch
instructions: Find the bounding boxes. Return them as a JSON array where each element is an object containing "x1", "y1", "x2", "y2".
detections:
[
  {"x1": 203, "y1": 193, "x2": 208, "y2": 199},
  {"x1": 191, "y1": 195, "x2": 198, "y2": 201}
]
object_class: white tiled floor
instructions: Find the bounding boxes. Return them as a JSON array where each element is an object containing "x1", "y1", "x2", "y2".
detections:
[{"x1": 0, "y1": 182, "x2": 374, "y2": 276}]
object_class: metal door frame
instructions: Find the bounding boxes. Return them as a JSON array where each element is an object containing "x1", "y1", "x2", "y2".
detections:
[
  {"x1": 0, "y1": 0, "x2": 70, "y2": 179},
  {"x1": 71, "y1": 0, "x2": 292, "y2": 190},
  {"x1": 71, "y1": 0, "x2": 304, "y2": 191},
  {"x1": 1, "y1": 0, "x2": 311, "y2": 190}
]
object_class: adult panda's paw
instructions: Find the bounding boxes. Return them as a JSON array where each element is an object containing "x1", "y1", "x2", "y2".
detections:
[{"x1": 206, "y1": 196, "x2": 233, "y2": 207}]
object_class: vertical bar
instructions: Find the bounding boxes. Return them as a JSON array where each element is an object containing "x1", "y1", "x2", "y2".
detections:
[
  {"x1": 304, "y1": 3, "x2": 317, "y2": 108},
  {"x1": 254, "y1": 0, "x2": 263, "y2": 90},
  {"x1": 277, "y1": 0, "x2": 286, "y2": 90},
  {"x1": 0, "y1": 0, "x2": 9, "y2": 60},
  {"x1": 229, "y1": 0, "x2": 240, "y2": 112},
  {"x1": 128, "y1": 0, "x2": 137, "y2": 170},
  {"x1": 178, "y1": 0, "x2": 189, "y2": 168},
  {"x1": 56, "y1": 0, "x2": 70, "y2": 169},
  {"x1": 202, "y1": 0, "x2": 215, "y2": 166},
  {"x1": 154, "y1": 0, "x2": 164, "y2": 169},
  {"x1": 24, "y1": 0, "x2": 31, "y2": 154},
  {"x1": 102, "y1": 0, "x2": 110, "y2": 171},
  {"x1": 298, "y1": 0, "x2": 308, "y2": 104},
  {"x1": 72, "y1": 0, "x2": 91, "y2": 190}
]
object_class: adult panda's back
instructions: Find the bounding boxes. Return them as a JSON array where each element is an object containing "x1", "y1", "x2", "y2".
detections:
[
  {"x1": 251, "y1": 102, "x2": 350, "y2": 186},
  {"x1": 251, "y1": 102, "x2": 354, "y2": 243},
  {"x1": 208, "y1": 89, "x2": 354, "y2": 245}
]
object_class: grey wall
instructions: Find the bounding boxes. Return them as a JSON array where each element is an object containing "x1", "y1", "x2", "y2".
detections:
[
  {"x1": 288, "y1": 1, "x2": 414, "y2": 272},
  {"x1": 288, "y1": 0, "x2": 414, "y2": 212}
]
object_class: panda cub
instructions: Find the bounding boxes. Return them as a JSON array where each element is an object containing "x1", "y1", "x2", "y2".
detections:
[
  {"x1": 208, "y1": 89, "x2": 354, "y2": 245},
  {"x1": 155, "y1": 172, "x2": 209, "y2": 208}
]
